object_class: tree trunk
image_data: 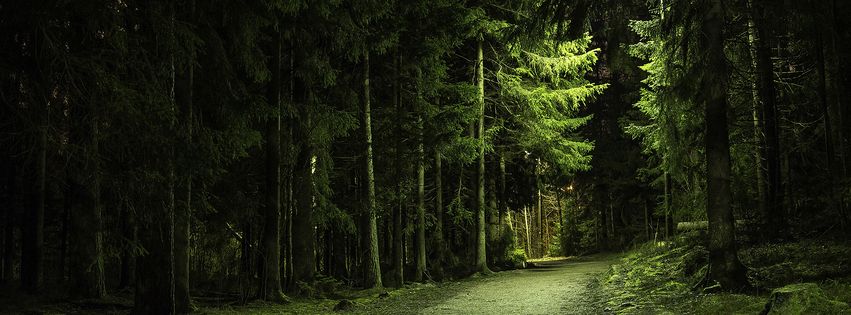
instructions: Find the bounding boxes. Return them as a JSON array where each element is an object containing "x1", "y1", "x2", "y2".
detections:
[
  {"x1": 664, "y1": 172, "x2": 673, "y2": 238},
  {"x1": 557, "y1": 190, "x2": 565, "y2": 255},
  {"x1": 292, "y1": 140, "x2": 314, "y2": 283},
  {"x1": 260, "y1": 27, "x2": 286, "y2": 302},
  {"x1": 174, "y1": 29, "x2": 194, "y2": 314},
  {"x1": 487, "y1": 167, "x2": 498, "y2": 264},
  {"x1": 537, "y1": 185, "x2": 543, "y2": 258},
  {"x1": 59, "y1": 180, "x2": 70, "y2": 283},
  {"x1": 523, "y1": 206, "x2": 531, "y2": 256},
  {"x1": 644, "y1": 201, "x2": 650, "y2": 241},
  {"x1": 118, "y1": 203, "x2": 136, "y2": 290},
  {"x1": 135, "y1": 8, "x2": 178, "y2": 311},
  {"x1": 475, "y1": 38, "x2": 491, "y2": 274},
  {"x1": 2, "y1": 167, "x2": 15, "y2": 284},
  {"x1": 362, "y1": 51, "x2": 382, "y2": 288},
  {"x1": 414, "y1": 117, "x2": 426, "y2": 282},
  {"x1": 748, "y1": 0, "x2": 785, "y2": 240},
  {"x1": 703, "y1": 0, "x2": 748, "y2": 290},
  {"x1": 392, "y1": 51, "x2": 404, "y2": 287},
  {"x1": 283, "y1": 43, "x2": 296, "y2": 291},
  {"x1": 747, "y1": 16, "x2": 767, "y2": 229},
  {"x1": 21, "y1": 108, "x2": 46, "y2": 293},
  {"x1": 68, "y1": 109, "x2": 106, "y2": 299},
  {"x1": 433, "y1": 149, "x2": 445, "y2": 277},
  {"x1": 814, "y1": 0, "x2": 848, "y2": 229}
]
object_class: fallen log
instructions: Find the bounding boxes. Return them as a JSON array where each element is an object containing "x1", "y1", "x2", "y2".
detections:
[{"x1": 676, "y1": 220, "x2": 747, "y2": 232}]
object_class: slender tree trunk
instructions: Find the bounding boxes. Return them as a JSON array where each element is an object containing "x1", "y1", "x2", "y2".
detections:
[
  {"x1": 283, "y1": 43, "x2": 295, "y2": 291},
  {"x1": 414, "y1": 117, "x2": 426, "y2": 282},
  {"x1": 260, "y1": 27, "x2": 287, "y2": 302},
  {"x1": 644, "y1": 201, "x2": 650, "y2": 241},
  {"x1": 174, "y1": 12, "x2": 195, "y2": 309},
  {"x1": 59, "y1": 181, "x2": 70, "y2": 283},
  {"x1": 703, "y1": 0, "x2": 748, "y2": 289},
  {"x1": 433, "y1": 149, "x2": 444, "y2": 276},
  {"x1": 557, "y1": 191, "x2": 565, "y2": 255},
  {"x1": 747, "y1": 10, "x2": 767, "y2": 229},
  {"x1": 475, "y1": 38, "x2": 491, "y2": 274},
  {"x1": 68, "y1": 108, "x2": 106, "y2": 299},
  {"x1": 2, "y1": 167, "x2": 15, "y2": 284},
  {"x1": 487, "y1": 169, "x2": 498, "y2": 264},
  {"x1": 135, "y1": 8, "x2": 178, "y2": 311},
  {"x1": 292, "y1": 138, "x2": 314, "y2": 283},
  {"x1": 814, "y1": 1, "x2": 848, "y2": 229},
  {"x1": 118, "y1": 203, "x2": 135, "y2": 290},
  {"x1": 523, "y1": 206, "x2": 531, "y2": 256},
  {"x1": 392, "y1": 51, "x2": 404, "y2": 287},
  {"x1": 609, "y1": 197, "x2": 615, "y2": 246},
  {"x1": 499, "y1": 156, "x2": 507, "y2": 229},
  {"x1": 362, "y1": 51, "x2": 382, "y2": 288},
  {"x1": 537, "y1": 186, "x2": 543, "y2": 258},
  {"x1": 748, "y1": 0, "x2": 785, "y2": 240},
  {"x1": 664, "y1": 172, "x2": 674, "y2": 237},
  {"x1": 21, "y1": 105, "x2": 46, "y2": 293}
]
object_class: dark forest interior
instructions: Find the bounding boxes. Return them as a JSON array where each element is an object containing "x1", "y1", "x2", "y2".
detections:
[{"x1": 1, "y1": 0, "x2": 850, "y2": 314}]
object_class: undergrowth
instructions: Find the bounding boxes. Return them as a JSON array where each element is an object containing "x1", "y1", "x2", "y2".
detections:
[{"x1": 599, "y1": 233, "x2": 851, "y2": 314}]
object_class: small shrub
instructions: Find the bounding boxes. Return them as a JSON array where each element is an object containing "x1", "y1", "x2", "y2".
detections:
[{"x1": 506, "y1": 248, "x2": 527, "y2": 268}]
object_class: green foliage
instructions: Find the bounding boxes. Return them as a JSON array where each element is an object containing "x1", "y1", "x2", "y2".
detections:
[
  {"x1": 506, "y1": 248, "x2": 528, "y2": 268},
  {"x1": 496, "y1": 34, "x2": 604, "y2": 175},
  {"x1": 624, "y1": 3, "x2": 708, "y2": 220}
]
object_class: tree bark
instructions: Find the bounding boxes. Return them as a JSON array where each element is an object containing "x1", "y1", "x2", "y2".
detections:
[
  {"x1": 68, "y1": 108, "x2": 106, "y2": 299},
  {"x1": 813, "y1": 0, "x2": 848, "y2": 229},
  {"x1": 537, "y1": 185, "x2": 543, "y2": 258},
  {"x1": 433, "y1": 149, "x2": 445, "y2": 277},
  {"x1": 475, "y1": 37, "x2": 491, "y2": 274},
  {"x1": 283, "y1": 42, "x2": 296, "y2": 291},
  {"x1": 392, "y1": 51, "x2": 404, "y2": 287},
  {"x1": 292, "y1": 135, "x2": 314, "y2": 284},
  {"x1": 174, "y1": 24, "x2": 194, "y2": 313},
  {"x1": 21, "y1": 104, "x2": 46, "y2": 293},
  {"x1": 135, "y1": 7, "x2": 178, "y2": 311},
  {"x1": 487, "y1": 167, "x2": 498, "y2": 264},
  {"x1": 703, "y1": 0, "x2": 748, "y2": 290},
  {"x1": 748, "y1": 0, "x2": 785, "y2": 240},
  {"x1": 414, "y1": 116, "x2": 426, "y2": 282},
  {"x1": 260, "y1": 26, "x2": 287, "y2": 302},
  {"x1": 118, "y1": 203, "x2": 136, "y2": 290},
  {"x1": 2, "y1": 166, "x2": 15, "y2": 284},
  {"x1": 523, "y1": 206, "x2": 531, "y2": 256},
  {"x1": 362, "y1": 51, "x2": 383, "y2": 288}
]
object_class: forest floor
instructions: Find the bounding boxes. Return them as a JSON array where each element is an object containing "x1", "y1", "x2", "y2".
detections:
[
  {"x1": 199, "y1": 254, "x2": 619, "y2": 314},
  {"x1": 596, "y1": 235, "x2": 851, "y2": 314}
]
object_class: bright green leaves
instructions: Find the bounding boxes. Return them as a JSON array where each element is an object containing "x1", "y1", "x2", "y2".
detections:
[{"x1": 497, "y1": 35, "x2": 604, "y2": 175}]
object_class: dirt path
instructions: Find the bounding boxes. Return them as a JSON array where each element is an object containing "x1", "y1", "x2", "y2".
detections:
[{"x1": 355, "y1": 254, "x2": 618, "y2": 315}]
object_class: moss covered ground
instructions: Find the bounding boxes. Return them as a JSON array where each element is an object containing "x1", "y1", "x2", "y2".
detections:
[{"x1": 598, "y1": 233, "x2": 851, "y2": 314}]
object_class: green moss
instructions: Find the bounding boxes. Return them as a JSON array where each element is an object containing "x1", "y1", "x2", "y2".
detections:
[
  {"x1": 821, "y1": 279, "x2": 851, "y2": 305},
  {"x1": 763, "y1": 283, "x2": 849, "y2": 315},
  {"x1": 599, "y1": 237, "x2": 851, "y2": 315},
  {"x1": 690, "y1": 294, "x2": 766, "y2": 315}
]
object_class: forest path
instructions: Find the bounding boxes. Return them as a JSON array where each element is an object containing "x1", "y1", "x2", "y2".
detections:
[{"x1": 355, "y1": 254, "x2": 618, "y2": 314}]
